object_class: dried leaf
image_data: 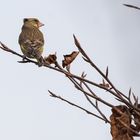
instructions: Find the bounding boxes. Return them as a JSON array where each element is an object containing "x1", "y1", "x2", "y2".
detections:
[
  {"x1": 62, "y1": 51, "x2": 79, "y2": 68},
  {"x1": 133, "y1": 103, "x2": 140, "y2": 132},
  {"x1": 110, "y1": 105, "x2": 133, "y2": 140},
  {"x1": 44, "y1": 53, "x2": 57, "y2": 65}
]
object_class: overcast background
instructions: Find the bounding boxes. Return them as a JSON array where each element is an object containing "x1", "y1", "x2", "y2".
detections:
[{"x1": 0, "y1": 0, "x2": 140, "y2": 140}]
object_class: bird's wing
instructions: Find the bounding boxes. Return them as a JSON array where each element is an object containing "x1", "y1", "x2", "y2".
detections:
[{"x1": 23, "y1": 39, "x2": 44, "y2": 48}]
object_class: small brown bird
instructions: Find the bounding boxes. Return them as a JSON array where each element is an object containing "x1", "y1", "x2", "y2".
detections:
[{"x1": 18, "y1": 18, "x2": 44, "y2": 65}]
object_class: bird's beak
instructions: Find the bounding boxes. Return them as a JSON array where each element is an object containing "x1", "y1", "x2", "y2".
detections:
[{"x1": 38, "y1": 22, "x2": 44, "y2": 27}]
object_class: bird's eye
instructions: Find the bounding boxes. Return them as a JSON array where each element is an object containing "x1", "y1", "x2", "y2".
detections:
[
  {"x1": 34, "y1": 19, "x2": 39, "y2": 23},
  {"x1": 23, "y1": 18, "x2": 28, "y2": 23}
]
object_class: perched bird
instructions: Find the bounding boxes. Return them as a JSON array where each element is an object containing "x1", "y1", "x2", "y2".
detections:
[{"x1": 18, "y1": 18, "x2": 44, "y2": 65}]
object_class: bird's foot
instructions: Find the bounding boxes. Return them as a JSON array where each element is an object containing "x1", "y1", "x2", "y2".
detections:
[
  {"x1": 22, "y1": 55, "x2": 27, "y2": 61},
  {"x1": 37, "y1": 56, "x2": 44, "y2": 67}
]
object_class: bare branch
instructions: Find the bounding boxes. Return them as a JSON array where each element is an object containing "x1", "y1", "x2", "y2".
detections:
[
  {"x1": 123, "y1": 4, "x2": 140, "y2": 10},
  {"x1": 0, "y1": 41, "x2": 139, "y2": 113},
  {"x1": 73, "y1": 35, "x2": 129, "y2": 100},
  {"x1": 83, "y1": 92, "x2": 110, "y2": 123},
  {"x1": 0, "y1": 33, "x2": 140, "y2": 139},
  {"x1": 49, "y1": 90, "x2": 107, "y2": 122}
]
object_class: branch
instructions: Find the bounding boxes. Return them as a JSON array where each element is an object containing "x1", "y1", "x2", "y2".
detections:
[
  {"x1": 49, "y1": 90, "x2": 109, "y2": 123},
  {"x1": 0, "y1": 40, "x2": 139, "y2": 113},
  {"x1": 73, "y1": 35, "x2": 129, "y2": 100},
  {"x1": 73, "y1": 35, "x2": 140, "y2": 115},
  {"x1": 123, "y1": 4, "x2": 140, "y2": 10},
  {"x1": 0, "y1": 35, "x2": 140, "y2": 137}
]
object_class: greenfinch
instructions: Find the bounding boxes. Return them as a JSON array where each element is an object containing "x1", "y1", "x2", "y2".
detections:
[{"x1": 18, "y1": 18, "x2": 44, "y2": 65}]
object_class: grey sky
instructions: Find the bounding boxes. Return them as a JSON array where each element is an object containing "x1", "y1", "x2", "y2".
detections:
[{"x1": 0, "y1": 0, "x2": 140, "y2": 140}]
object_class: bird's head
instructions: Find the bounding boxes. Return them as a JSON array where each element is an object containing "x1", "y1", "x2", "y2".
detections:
[{"x1": 23, "y1": 18, "x2": 44, "y2": 28}]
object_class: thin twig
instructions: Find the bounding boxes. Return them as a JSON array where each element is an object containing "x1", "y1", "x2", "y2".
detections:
[
  {"x1": 73, "y1": 35, "x2": 129, "y2": 100},
  {"x1": 0, "y1": 38, "x2": 140, "y2": 136},
  {"x1": 73, "y1": 35, "x2": 140, "y2": 114},
  {"x1": 123, "y1": 4, "x2": 140, "y2": 10},
  {"x1": 49, "y1": 90, "x2": 108, "y2": 122},
  {"x1": 0, "y1": 41, "x2": 139, "y2": 114},
  {"x1": 83, "y1": 93, "x2": 110, "y2": 123}
]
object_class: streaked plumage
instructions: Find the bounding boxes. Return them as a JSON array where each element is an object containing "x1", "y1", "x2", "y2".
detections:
[{"x1": 18, "y1": 18, "x2": 44, "y2": 64}]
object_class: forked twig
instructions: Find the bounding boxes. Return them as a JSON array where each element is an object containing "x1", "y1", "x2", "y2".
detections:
[
  {"x1": 48, "y1": 90, "x2": 108, "y2": 122},
  {"x1": 0, "y1": 34, "x2": 140, "y2": 138}
]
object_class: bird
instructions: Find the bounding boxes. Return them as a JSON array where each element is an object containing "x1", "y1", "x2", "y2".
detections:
[{"x1": 18, "y1": 18, "x2": 45, "y2": 65}]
